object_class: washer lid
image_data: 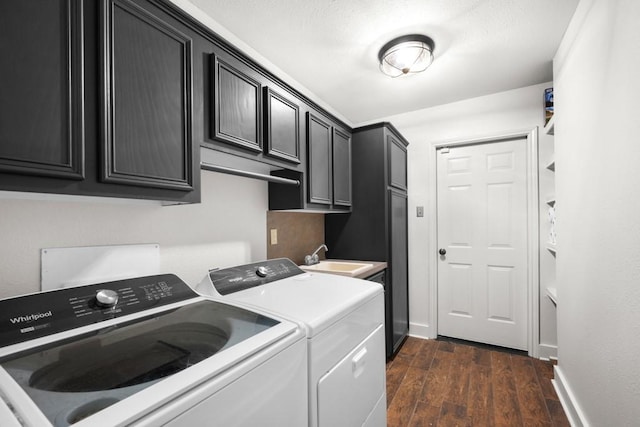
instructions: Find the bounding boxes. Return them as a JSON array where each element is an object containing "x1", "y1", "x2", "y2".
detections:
[
  {"x1": 219, "y1": 271, "x2": 382, "y2": 337},
  {"x1": 0, "y1": 297, "x2": 288, "y2": 427}
]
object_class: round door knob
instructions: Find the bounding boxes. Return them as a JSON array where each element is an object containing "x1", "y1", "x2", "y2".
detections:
[
  {"x1": 256, "y1": 266, "x2": 268, "y2": 277},
  {"x1": 95, "y1": 289, "x2": 119, "y2": 308},
  {"x1": 439, "y1": 248, "x2": 447, "y2": 256}
]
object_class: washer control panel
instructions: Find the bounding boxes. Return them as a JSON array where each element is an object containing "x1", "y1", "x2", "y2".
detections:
[
  {"x1": 0, "y1": 274, "x2": 197, "y2": 348},
  {"x1": 209, "y1": 258, "x2": 304, "y2": 295}
]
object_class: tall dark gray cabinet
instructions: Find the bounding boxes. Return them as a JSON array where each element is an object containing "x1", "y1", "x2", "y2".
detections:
[{"x1": 325, "y1": 122, "x2": 409, "y2": 358}]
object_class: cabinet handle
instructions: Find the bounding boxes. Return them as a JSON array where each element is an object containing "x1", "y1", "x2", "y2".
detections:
[{"x1": 439, "y1": 248, "x2": 447, "y2": 256}]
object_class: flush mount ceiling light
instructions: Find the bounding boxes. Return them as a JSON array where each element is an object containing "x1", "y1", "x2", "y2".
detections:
[{"x1": 378, "y1": 34, "x2": 435, "y2": 78}]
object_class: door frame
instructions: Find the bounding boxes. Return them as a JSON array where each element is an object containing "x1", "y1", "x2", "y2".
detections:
[{"x1": 427, "y1": 128, "x2": 540, "y2": 357}]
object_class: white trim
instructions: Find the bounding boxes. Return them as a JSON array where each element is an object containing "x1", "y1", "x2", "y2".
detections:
[
  {"x1": 553, "y1": 365, "x2": 589, "y2": 427},
  {"x1": 408, "y1": 321, "x2": 432, "y2": 339},
  {"x1": 527, "y1": 127, "x2": 541, "y2": 358},
  {"x1": 428, "y1": 128, "x2": 540, "y2": 356},
  {"x1": 538, "y1": 343, "x2": 558, "y2": 361}
]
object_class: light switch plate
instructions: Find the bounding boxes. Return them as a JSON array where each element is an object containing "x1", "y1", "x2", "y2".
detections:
[
  {"x1": 270, "y1": 228, "x2": 278, "y2": 245},
  {"x1": 416, "y1": 206, "x2": 424, "y2": 217}
]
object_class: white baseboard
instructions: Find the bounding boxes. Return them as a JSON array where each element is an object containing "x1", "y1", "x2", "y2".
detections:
[
  {"x1": 552, "y1": 365, "x2": 589, "y2": 427},
  {"x1": 538, "y1": 343, "x2": 558, "y2": 360},
  {"x1": 408, "y1": 322, "x2": 435, "y2": 339}
]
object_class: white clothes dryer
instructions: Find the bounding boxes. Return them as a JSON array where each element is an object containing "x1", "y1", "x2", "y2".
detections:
[
  {"x1": 0, "y1": 274, "x2": 307, "y2": 427},
  {"x1": 197, "y1": 258, "x2": 387, "y2": 427}
]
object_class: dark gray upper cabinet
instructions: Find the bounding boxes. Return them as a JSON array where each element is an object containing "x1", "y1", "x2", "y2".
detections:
[
  {"x1": 0, "y1": 0, "x2": 84, "y2": 180},
  {"x1": 101, "y1": 0, "x2": 194, "y2": 191},
  {"x1": 307, "y1": 113, "x2": 333, "y2": 205},
  {"x1": 269, "y1": 112, "x2": 350, "y2": 211},
  {"x1": 0, "y1": 0, "x2": 200, "y2": 202},
  {"x1": 388, "y1": 135, "x2": 408, "y2": 191},
  {"x1": 264, "y1": 87, "x2": 300, "y2": 164},
  {"x1": 212, "y1": 55, "x2": 262, "y2": 153},
  {"x1": 332, "y1": 127, "x2": 352, "y2": 207}
]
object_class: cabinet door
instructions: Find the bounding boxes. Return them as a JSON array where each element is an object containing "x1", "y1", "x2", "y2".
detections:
[
  {"x1": 332, "y1": 127, "x2": 352, "y2": 207},
  {"x1": 212, "y1": 55, "x2": 262, "y2": 152},
  {"x1": 389, "y1": 189, "x2": 409, "y2": 354},
  {"x1": 307, "y1": 113, "x2": 332, "y2": 205},
  {"x1": 264, "y1": 87, "x2": 300, "y2": 163},
  {"x1": 0, "y1": 0, "x2": 84, "y2": 179},
  {"x1": 388, "y1": 134, "x2": 407, "y2": 191},
  {"x1": 102, "y1": 0, "x2": 194, "y2": 191}
]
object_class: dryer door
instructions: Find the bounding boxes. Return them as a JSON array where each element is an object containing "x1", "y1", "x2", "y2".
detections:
[{"x1": 317, "y1": 325, "x2": 385, "y2": 427}]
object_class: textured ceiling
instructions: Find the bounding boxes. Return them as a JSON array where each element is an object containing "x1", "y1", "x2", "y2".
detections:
[{"x1": 186, "y1": 0, "x2": 579, "y2": 125}]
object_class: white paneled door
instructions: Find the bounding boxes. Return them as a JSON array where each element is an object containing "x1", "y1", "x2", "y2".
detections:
[{"x1": 437, "y1": 138, "x2": 528, "y2": 350}]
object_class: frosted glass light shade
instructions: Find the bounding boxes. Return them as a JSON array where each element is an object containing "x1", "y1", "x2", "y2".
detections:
[{"x1": 378, "y1": 35, "x2": 435, "y2": 77}]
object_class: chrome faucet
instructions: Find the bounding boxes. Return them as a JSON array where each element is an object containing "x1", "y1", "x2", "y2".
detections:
[{"x1": 304, "y1": 244, "x2": 328, "y2": 265}]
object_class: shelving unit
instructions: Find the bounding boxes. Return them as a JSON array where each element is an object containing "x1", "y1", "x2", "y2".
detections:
[
  {"x1": 544, "y1": 115, "x2": 555, "y2": 135},
  {"x1": 539, "y1": 91, "x2": 558, "y2": 360},
  {"x1": 544, "y1": 114, "x2": 557, "y2": 299}
]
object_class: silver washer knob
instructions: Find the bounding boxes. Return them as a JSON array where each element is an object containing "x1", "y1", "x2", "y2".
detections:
[
  {"x1": 256, "y1": 266, "x2": 268, "y2": 278},
  {"x1": 95, "y1": 289, "x2": 119, "y2": 308}
]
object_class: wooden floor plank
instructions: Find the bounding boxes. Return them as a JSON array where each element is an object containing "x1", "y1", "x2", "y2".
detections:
[
  {"x1": 444, "y1": 345, "x2": 473, "y2": 406},
  {"x1": 471, "y1": 345, "x2": 492, "y2": 367},
  {"x1": 532, "y1": 358, "x2": 558, "y2": 401},
  {"x1": 387, "y1": 358, "x2": 411, "y2": 406},
  {"x1": 418, "y1": 350, "x2": 455, "y2": 407},
  {"x1": 408, "y1": 402, "x2": 441, "y2": 427},
  {"x1": 545, "y1": 399, "x2": 571, "y2": 427},
  {"x1": 511, "y1": 355, "x2": 551, "y2": 424},
  {"x1": 439, "y1": 401, "x2": 472, "y2": 427},
  {"x1": 467, "y1": 363, "x2": 495, "y2": 426},
  {"x1": 411, "y1": 338, "x2": 438, "y2": 370},
  {"x1": 522, "y1": 418, "x2": 552, "y2": 427},
  {"x1": 491, "y1": 351, "x2": 524, "y2": 427},
  {"x1": 387, "y1": 367, "x2": 429, "y2": 427},
  {"x1": 393, "y1": 337, "x2": 424, "y2": 365}
]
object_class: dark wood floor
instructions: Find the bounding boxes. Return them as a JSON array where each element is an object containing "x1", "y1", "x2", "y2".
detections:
[{"x1": 386, "y1": 337, "x2": 570, "y2": 427}]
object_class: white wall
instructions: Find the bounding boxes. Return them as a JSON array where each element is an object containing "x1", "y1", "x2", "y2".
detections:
[
  {"x1": 552, "y1": 0, "x2": 640, "y2": 425},
  {"x1": 377, "y1": 82, "x2": 557, "y2": 353},
  {"x1": 0, "y1": 171, "x2": 268, "y2": 299}
]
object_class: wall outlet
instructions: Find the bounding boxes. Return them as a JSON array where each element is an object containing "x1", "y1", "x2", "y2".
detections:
[
  {"x1": 416, "y1": 206, "x2": 424, "y2": 217},
  {"x1": 270, "y1": 228, "x2": 278, "y2": 245}
]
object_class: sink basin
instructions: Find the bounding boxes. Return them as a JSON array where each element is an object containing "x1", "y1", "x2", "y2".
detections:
[{"x1": 299, "y1": 261, "x2": 373, "y2": 277}]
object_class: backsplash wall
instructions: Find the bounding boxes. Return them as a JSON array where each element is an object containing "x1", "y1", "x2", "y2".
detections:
[{"x1": 266, "y1": 212, "x2": 325, "y2": 265}]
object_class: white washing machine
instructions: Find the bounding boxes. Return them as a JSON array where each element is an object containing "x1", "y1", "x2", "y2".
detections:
[
  {"x1": 197, "y1": 258, "x2": 387, "y2": 427},
  {"x1": 0, "y1": 273, "x2": 307, "y2": 427}
]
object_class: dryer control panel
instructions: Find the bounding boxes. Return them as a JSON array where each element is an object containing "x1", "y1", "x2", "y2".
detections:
[
  {"x1": 0, "y1": 274, "x2": 197, "y2": 348},
  {"x1": 208, "y1": 258, "x2": 304, "y2": 295}
]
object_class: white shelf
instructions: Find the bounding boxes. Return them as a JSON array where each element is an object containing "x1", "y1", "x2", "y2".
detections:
[
  {"x1": 544, "y1": 115, "x2": 555, "y2": 135},
  {"x1": 546, "y1": 287, "x2": 558, "y2": 305},
  {"x1": 546, "y1": 159, "x2": 555, "y2": 171}
]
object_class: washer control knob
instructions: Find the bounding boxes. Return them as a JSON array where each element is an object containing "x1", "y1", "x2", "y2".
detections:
[
  {"x1": 256, "y1": 266, "x2": 268, "y2": 278},
  {"x1": 95, "y1": 289, "x2": 119, "y2": 308}
]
